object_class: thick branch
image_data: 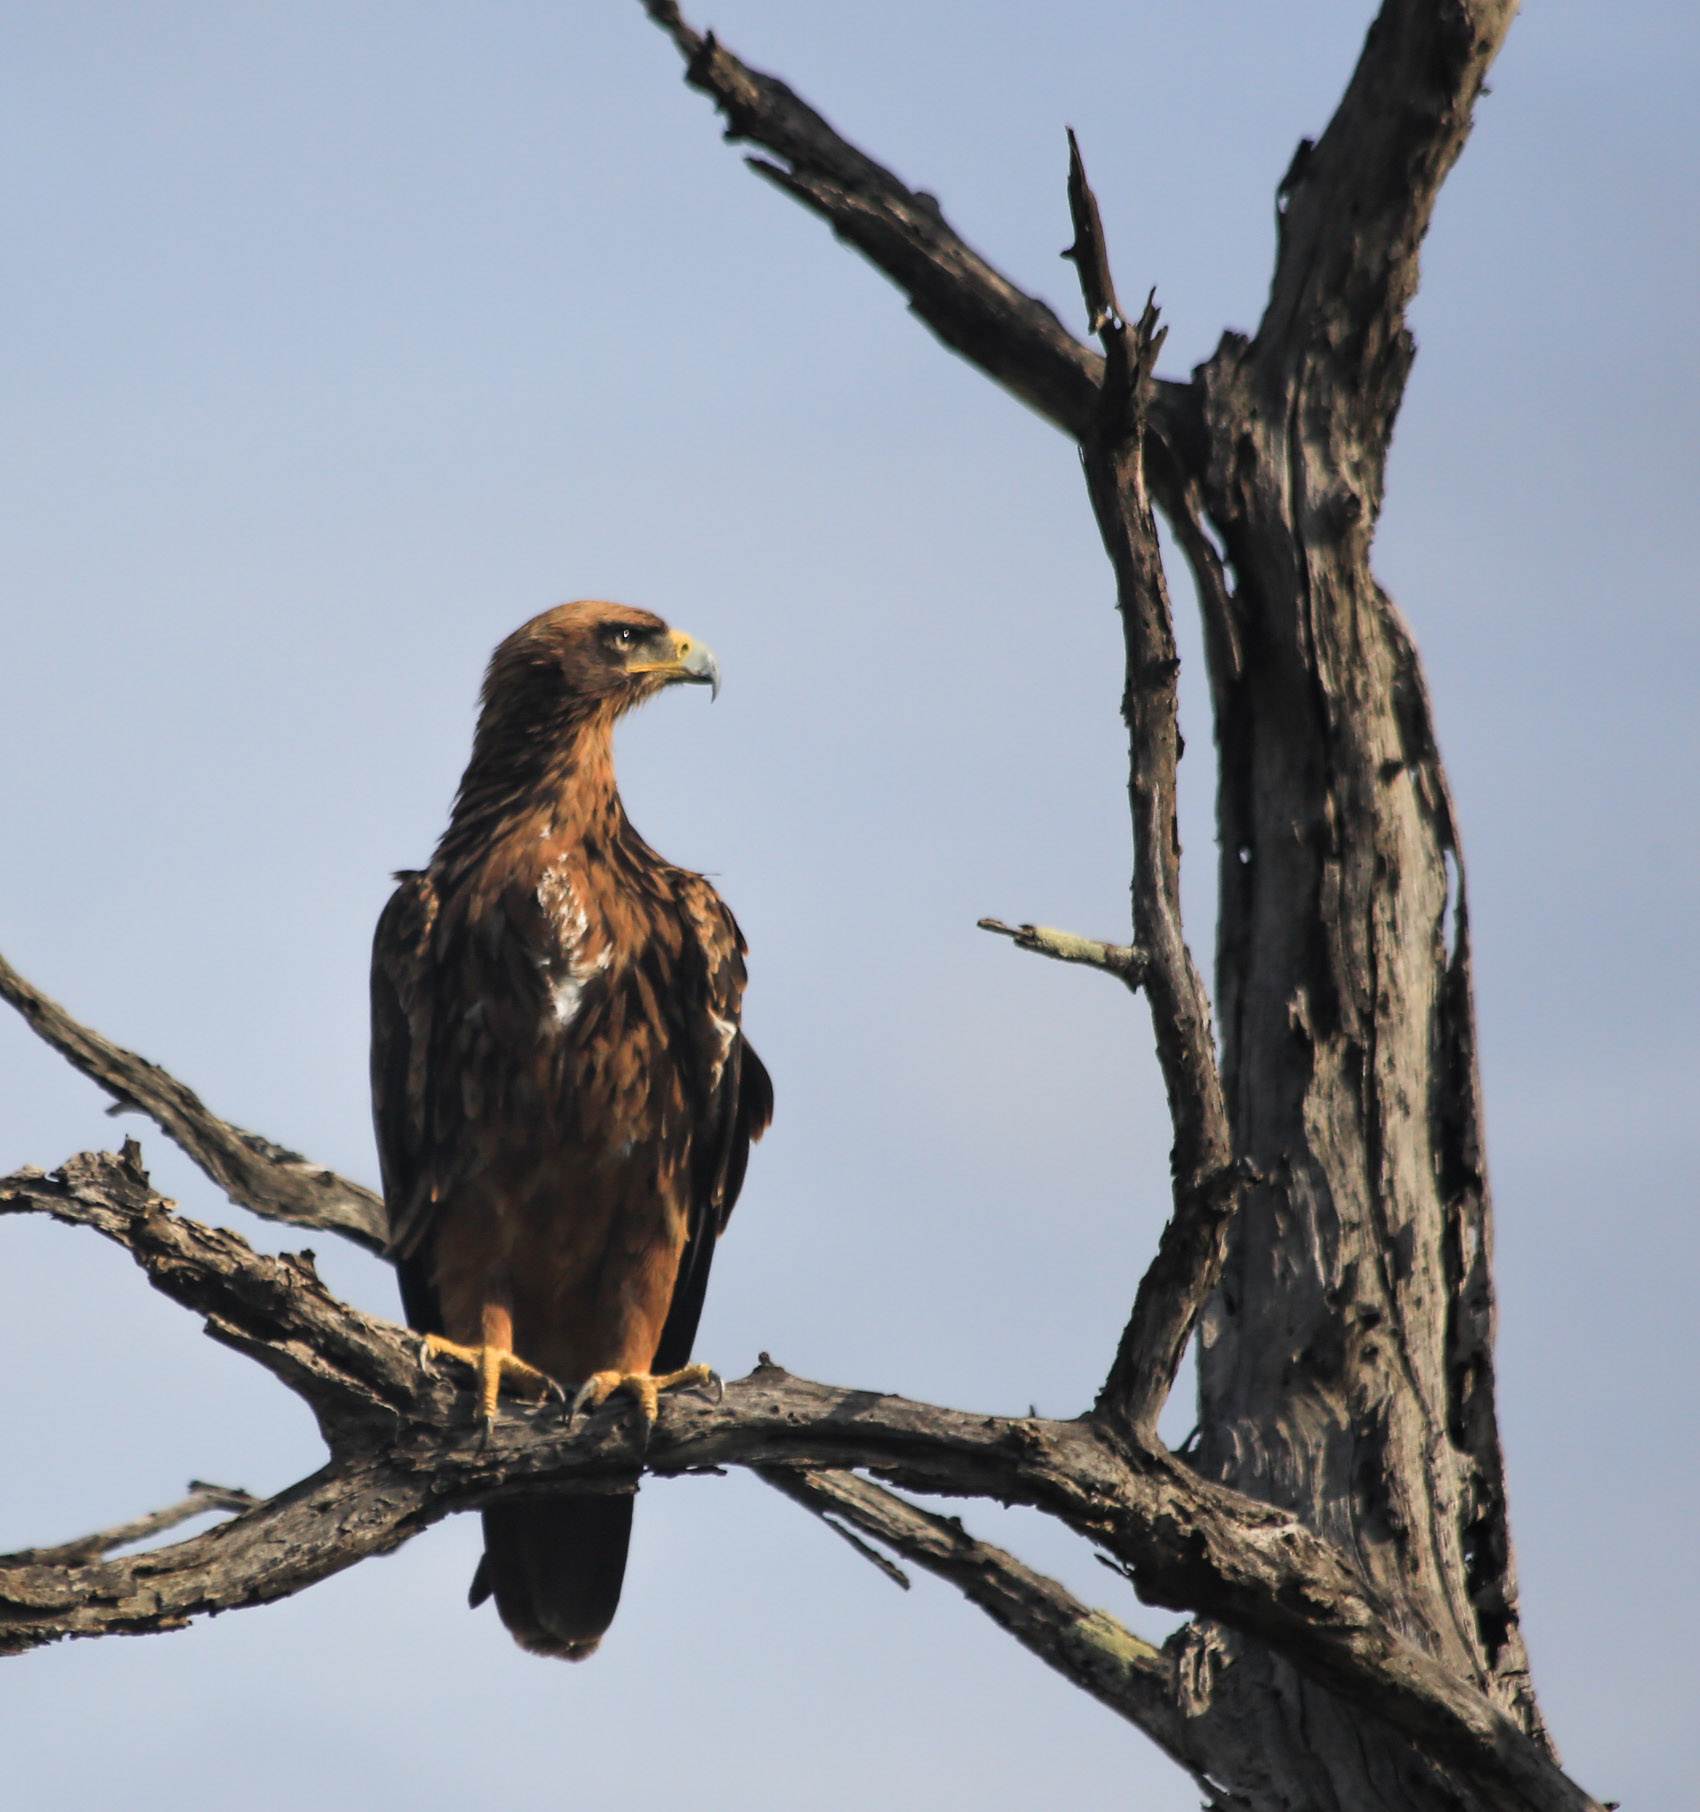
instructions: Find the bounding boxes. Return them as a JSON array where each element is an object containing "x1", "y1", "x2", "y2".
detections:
[
  {"x1": 1, "y1": 1146, "x2": 419, "y2": 1448},
  {"x1": 0, "y1": 950, "x2": 386, "y2": 1254},
  {"x1": 1251, "y1": 0, "x2": 1519, "y2": 494},
  {"x1": 1059, "y1": 142, "x2": 1239, "y2": 1441},
  {"x1": 5, "y1": 955, "x2": 1181, "y2": 1780},
  {"x1": 0, "y1": 1153, "x2": 1598, "y2": 1810}
]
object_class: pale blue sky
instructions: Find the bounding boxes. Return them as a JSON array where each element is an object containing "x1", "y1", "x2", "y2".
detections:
[{"x1": 3, "y1": 4, "x2": 1695, "y2": 1807}]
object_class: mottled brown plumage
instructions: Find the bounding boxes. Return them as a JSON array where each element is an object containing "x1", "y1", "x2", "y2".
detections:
[{"x1": 370, "y1": 600, "x2": 771, "y2": 1659}]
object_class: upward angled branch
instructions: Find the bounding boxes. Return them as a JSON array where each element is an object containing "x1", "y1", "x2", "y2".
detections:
[
  {"x1": 639, "y1": 0, "x2": 1201, "y2": 463},
  {"x1": 0, "y1": 951, "x2": 386, "y2": 1254},
  {"x1": 1182, "y1": 0, "x2": 1542, "y2": 1787},
  {"x1": 1059, "y1": 137, "x2": 1239, "y2": 1442},
  {"x1": 641, "y1": 0, "x2": 1097, "y2": 436},
  {"x1": 1250, "y1": 0, "x2": 1520, "y2": 506}
]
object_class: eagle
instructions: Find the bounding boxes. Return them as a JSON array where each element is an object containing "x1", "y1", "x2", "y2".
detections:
[{"x1": 369, "y1": 600, "x2": 772, "y2": 1660}]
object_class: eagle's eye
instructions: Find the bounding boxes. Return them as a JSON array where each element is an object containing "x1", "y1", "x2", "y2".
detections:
[{"x1": 609, "y1": 625, "x2": 638, "y2": 651}]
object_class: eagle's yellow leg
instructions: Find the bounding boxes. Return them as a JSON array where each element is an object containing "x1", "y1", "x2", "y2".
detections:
[{"x1": 571, "y1": 1363, "x2": 721, "y2": 1425}]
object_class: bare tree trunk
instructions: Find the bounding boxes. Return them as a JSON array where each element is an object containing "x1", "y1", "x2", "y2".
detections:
[
  {"x1": 1178, "y1": 5, "x2": 1543, "y2": 1804},
  {"x1": 628, "y1": 1, "x2": 1547, "y2": 1802}
]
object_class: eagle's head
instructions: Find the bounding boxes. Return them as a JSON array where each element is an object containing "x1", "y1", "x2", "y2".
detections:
[{"x1": 482, "y1": 599, "x2": 721, "y2": 729}]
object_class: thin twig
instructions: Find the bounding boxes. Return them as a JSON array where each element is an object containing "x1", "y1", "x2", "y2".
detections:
[
  {"x1": 759, "y1": 1468, "x2": 910, "y2": 1589},
  {"x1": 977, "y1": 918, "x2": 1148, "y2": 989},
  {"x1": 0, "y1": 1483, "x2": 262, "y2": 1567},
  {"x1": 760, "y1": 1465, "x2": 1219, "y2": 1783},
  {"x1": 1142, "y1": 431, "x2": 1243, "y2": 718}
]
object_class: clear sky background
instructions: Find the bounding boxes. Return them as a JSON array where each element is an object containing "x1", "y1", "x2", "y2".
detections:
[{"x1": 2, "y1": 4, "x2": 1694, "y2": 1807}]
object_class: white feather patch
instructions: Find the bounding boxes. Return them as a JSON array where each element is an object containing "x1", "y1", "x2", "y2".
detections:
[
  {"x1": 707, "y1": 1009, "x2": 738, "y2": 1088},
  {"x1": 536, "y1": 868, "x2": 611, "y2": 1029}
]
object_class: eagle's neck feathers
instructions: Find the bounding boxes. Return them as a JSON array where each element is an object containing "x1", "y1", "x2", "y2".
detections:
[{"x1": 435, "y1": 698, "x2": 628, "y2": 881}]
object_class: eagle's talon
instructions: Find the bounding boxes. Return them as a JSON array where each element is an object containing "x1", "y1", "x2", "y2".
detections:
[
  {"x1": 570, "y1": 1375, "x2": 602, "y2": 1420},
  {"x1": 421, "y1": 1333, "x2": 556, "y2": 1420},
  {"x1": 568, "y1": 1363, "x2": 716, "y2": 1426}
]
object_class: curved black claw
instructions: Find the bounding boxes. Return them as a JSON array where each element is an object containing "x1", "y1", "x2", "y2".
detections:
[{"x1": 699, "y1": 1368, "x2": 725, "y2": 1405}]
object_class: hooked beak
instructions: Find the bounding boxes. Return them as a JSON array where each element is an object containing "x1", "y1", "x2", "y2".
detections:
[{"x1": 631, "y1": 628, "x2": 721, "y2": 700}]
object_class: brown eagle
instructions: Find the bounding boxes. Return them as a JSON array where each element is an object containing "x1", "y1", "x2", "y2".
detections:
[{"x1": 370, "y1": 600, "x2": 771, "y2": 1660}]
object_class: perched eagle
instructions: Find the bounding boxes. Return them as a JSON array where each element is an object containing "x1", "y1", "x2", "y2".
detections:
[{"x1": 370, "y1": 600, "x2": 772, "y2": 1660}]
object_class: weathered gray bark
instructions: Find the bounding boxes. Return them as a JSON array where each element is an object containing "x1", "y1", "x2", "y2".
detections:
[{"x1": 1185, "y1": 5, "x2": 1540, "y2": 1803}]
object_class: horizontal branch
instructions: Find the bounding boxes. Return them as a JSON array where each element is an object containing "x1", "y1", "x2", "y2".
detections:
[
  {"x1": 0, "y1": 949, "x2": 387, "y2": 1254},
  {"x1": 4, "y1": 952, "x2": 1191, "y2": 1782},
  {"x1": 976, "y1": 917, "x2": 1148, "y2": 989},
  {"x1": 0, "y1": 1152, "x2": 1598, "y2": 1810}
]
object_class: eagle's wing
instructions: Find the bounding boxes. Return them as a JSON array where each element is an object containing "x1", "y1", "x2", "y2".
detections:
[
  {"x1": 653, "y1": 886, "x2": 772, "y2": 1374},
  {"x1": 369, "y1": 868, "x2": 448, "y2": 1332}
]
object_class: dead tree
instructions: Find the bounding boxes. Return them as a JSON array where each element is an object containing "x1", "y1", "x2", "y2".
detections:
[{"x1": 0, "y1": 4, "x2": 1605, "y2": 1807}]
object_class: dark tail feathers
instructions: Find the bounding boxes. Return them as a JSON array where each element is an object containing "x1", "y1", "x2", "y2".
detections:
[{"x1": 471, "y1": 1495, "x2": 634, "y2": 1661}]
